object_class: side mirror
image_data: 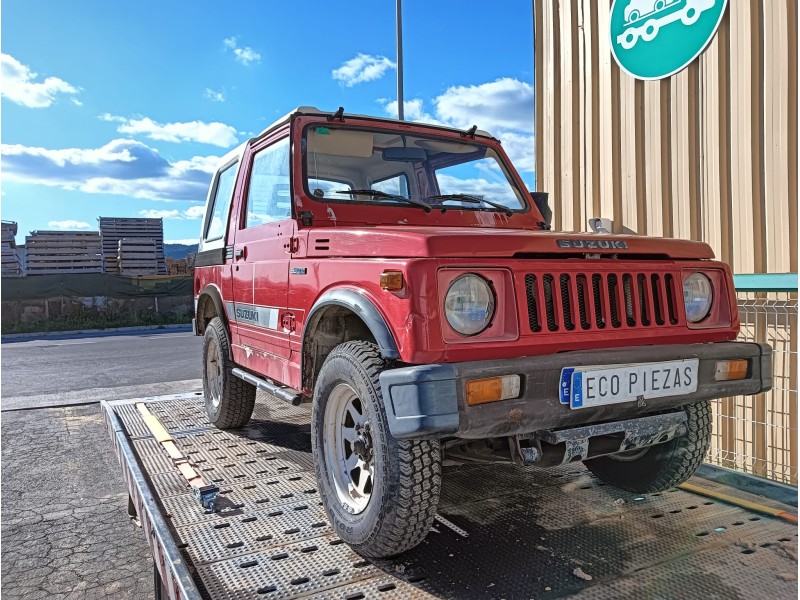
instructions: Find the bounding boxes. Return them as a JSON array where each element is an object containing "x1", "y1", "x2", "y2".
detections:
[{"x1": 529, "y1": 191, "x2": 552, "y2": 230}]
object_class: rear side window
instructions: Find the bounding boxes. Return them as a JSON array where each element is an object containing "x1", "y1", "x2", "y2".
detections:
[
  {"x1": 205, "y1": 163, "x2": 237, "y2": 241},
  {"x1": 245, "y1": 138, "x2": 291, "y2": 228}
]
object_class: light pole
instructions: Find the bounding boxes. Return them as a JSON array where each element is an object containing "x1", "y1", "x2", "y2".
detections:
[{"x1": 396, "y1": 0, "x2": 404, "y2": 120}]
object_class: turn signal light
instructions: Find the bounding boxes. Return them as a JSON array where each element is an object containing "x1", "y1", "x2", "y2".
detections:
[
  {"x1": 466, "y1": 375, "x2": 521, "y2": 405},
  {"x1": 380, "y1": 271, "x2": 404, "y2": 291},
  {"x1": 715, "y1": 359, "x2": 748, "y2": 381}
]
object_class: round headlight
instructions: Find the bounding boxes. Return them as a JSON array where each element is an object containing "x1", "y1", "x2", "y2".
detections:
[
  {"x1": 445, "y1": 274, "x2": 495, "y2": 336},
  {"x1": 683, "y1": 273, "x2": 713, "y2": 323}
]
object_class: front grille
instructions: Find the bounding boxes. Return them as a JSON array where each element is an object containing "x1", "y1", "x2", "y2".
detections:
[
  {"x1": 524, "y1": 274, "x2": 542, "y2": 332},
  {"x1": 525, "y1": 271, "x2": 680, "y2": 333}
]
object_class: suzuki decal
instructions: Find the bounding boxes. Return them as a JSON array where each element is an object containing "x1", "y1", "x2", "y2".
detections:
[
  {"x1": 226, "y1": 302, "x2": 280, "y2": 330},
  {"x1": 557, "y1": 239, "x2": 629, "y2": 250}
]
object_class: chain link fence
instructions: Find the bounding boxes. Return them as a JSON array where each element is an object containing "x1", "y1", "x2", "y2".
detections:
[{"x1": 708, "y1": 281, "x2": 798, "y2": 486}]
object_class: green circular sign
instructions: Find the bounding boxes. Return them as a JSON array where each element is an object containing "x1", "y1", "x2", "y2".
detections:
[{"x1": 610, "y1": 0, "x2": 728, "y2": 80}]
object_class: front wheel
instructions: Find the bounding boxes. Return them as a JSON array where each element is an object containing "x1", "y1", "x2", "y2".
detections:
[
  {"x1": 583, "y1": 401, "x2": 711, "y2": 493},
  {"x1": 202, "y1": 317, "x2": 256, "y2": 429},
  {"x1": 312, "y1": 341, "x2": 442, "y2": 558}
]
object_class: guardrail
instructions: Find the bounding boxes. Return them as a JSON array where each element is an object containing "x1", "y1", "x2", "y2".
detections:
[{"x1": 708, "y1": 274, "x2": 798, "y2": 485}]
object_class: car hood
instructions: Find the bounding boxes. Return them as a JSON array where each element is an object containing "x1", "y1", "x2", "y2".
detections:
[{"x1": 304, "y1": 227, "x2": 714, "y2": 260}]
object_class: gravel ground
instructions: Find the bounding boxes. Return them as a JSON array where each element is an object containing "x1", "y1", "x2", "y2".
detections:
[{"x1": 1, "y1": 404, "x2": 153, "y2": 599}]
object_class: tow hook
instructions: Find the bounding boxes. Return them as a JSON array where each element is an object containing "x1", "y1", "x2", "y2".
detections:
[{"x1": 511, "y1": 412, "x2": 689, "y2": 467}]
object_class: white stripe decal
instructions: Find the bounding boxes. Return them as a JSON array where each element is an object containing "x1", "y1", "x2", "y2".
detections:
[{"x1": 227, "y1": 302, "x2": 281, "y2": 330}]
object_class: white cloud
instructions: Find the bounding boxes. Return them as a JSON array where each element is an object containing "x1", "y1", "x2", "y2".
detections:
[
  {"x1": 2, "y1": 139, "x2": 219, "y2": 202},
  {"x1": 101, "y1": 114, "x2": 238, "y2": 147},
  {"x1": 436, "y1": 174, "x2": 521, "y2": 206},
  {"x1": 378, "y1": 98, "x2": 442, "y2": 125},
  {"x1": 139, "y1": 205, "x2": 204, "y2": 220},
  {"x1": 166, "y1": 238, "x2": 200, "y2": 246},
  {"x1": 1, "y1": 53, "x2": 80, "y2": 108},
  {"x1": 496, "y1": 131, "x2": 535, "y2": 176},
  {"x1": 434, "y1": 78, "x2": 534, "y2": 132},
  {"x1": 377, "y1": 78, "x2": 535, "y2": 174},
  {"x1": 184, "y1": 205, "x2": 205, "y2": 219},
  {"x1": 332, "y1": 54, "x2": 396, "y2": 87},
  {"x1": 204, "y1": 87, "x2": 225, "y2": 102},
  {"x1": 170, "y1": 155, "x2": 222, "y2": 175},
  {"x1": 47, "y1": 220, "x2": 92, "y2": 230},
  {"x1": 223, "y1": 37, "x2": 261, "y2": 65},
  {"x1": 71, "y1": 98, "x2": 83, "y2": 106},
  {"x1": 139, "y1": 209, "x2": 181, "y2": 219}
]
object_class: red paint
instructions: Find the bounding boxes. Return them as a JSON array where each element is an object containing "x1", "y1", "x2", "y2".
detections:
[{"x1": 195, "y1": 112, "x2": 738, "y2": 395}]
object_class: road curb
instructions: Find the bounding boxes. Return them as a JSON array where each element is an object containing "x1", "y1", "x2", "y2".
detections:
[{"x1": 1, "y1": 323, "x2": 192, "y2": 341}]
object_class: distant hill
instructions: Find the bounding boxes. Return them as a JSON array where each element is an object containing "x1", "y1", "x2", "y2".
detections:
[{"x1": 164, "y1": 243, "x2": 198, "y2": 260}]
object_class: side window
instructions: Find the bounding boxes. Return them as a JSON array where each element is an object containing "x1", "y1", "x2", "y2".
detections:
[
  {"x1": 245, "y1": 138, "x2": 291, "y2": 228},
  {"x1": 205, "y1": 163, "x2": 237, "y2": 241},
  {"x1": 372, "y1": 174, "x2": 409, "y2": 197}
]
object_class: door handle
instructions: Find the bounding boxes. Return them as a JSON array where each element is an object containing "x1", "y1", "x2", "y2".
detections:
[{"x1": 234, "y1": 246, "x2": 246, "y2": 259}]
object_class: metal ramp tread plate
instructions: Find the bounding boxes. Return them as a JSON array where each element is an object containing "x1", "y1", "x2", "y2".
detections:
[{"x1": 111, "y1": 392, "x2": 798, "y2": 599}]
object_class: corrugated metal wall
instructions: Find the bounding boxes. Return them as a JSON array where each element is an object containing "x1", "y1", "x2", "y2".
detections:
[
  {"x1": 534, "y1": 0, "x2": 797, "y2": 484},
  {"x1": 534, "y1": 0, "x2": 797, "y2": 275}
]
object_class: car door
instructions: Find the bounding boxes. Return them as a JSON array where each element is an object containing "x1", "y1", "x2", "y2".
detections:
[{"x1": 230, "y1": 134, "x2": 293, "y2": 374}]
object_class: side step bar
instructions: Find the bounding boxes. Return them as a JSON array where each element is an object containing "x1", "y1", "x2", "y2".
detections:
[{"x1": 231, "y1": 368, "x2": 303, "y2": 406}]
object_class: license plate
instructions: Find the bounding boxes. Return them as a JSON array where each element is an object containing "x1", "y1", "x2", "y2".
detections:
[{"x1": 560, "y1": 359, "x2": 699, "y2": 410}]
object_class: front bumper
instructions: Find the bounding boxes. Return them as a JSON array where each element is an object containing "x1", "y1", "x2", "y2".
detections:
[{"x1": 379, "y1": 342, "x2": 772, "y2": 439}]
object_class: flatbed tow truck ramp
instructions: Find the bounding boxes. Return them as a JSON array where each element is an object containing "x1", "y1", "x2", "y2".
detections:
[{"x1": 103, "y1": 392, "x2": 798, "y2": 599}]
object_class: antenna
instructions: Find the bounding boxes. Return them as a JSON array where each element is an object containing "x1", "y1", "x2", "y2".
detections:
[{"x1": 396, "y1": 0, "x2": 405, "y2": 120}]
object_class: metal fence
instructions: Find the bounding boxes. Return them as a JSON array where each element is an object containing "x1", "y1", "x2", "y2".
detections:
[{"x1": 707, "y1": 274, "x2": 798, "y2": 486}]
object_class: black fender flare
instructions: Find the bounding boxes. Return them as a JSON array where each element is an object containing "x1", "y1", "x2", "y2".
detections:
[
  {"x1": 196, "y1": 284, "x2": 232, "y2": 353},
  {"x1": 302, "y1": 289, "x2": 400, "y2": 362}
]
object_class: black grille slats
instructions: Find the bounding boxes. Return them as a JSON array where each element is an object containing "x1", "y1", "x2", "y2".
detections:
[
  {"x1": 651, "y1": 274, "x2": 665, "y2": 325},
  {"x1": 524, "y1": 274, "x2": 542, "y2": 332},
  {"x1": 559, "y1": 274, "x2": 576, "y2": 331},
  {"x1": 542, "y1": 274, "x2": 559, "y2": 331},
  {"x1": 607, "y1": 274, "x2": 622, "y2": 328},
  {"x1": 576, "y1": 275, "x2": 591, "y2": 330},
  {"x1": 524, "y1": 270, "x2": 681, "y2": 333},
  {"x1": 591, "y1": 274, "x2": 606, "y2": 329},
  {"x1": 623, "y1": 274, "x2": 636, "y2": 326},
  {"x1": 637, "y1": 274, "x2": 651, "y2": 326},
  {"x1": 665, "y1": 274, "x2": 679, "y2": 324}
]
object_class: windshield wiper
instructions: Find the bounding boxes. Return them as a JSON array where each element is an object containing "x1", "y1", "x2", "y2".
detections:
[
  {"x1": 334, "y1": 189, "x2": 432, "y2": 213},
  {"x1": 427, "y1": 194, "x2": 513, "y2": 217}
]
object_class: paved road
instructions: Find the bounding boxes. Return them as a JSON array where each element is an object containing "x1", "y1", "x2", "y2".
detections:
[
  {"x1": 2, "y1": 330, "x2": 202, "y2": 410},
  {"x1": 1, "y1": 329, "x2": 204, "y2": 599}
]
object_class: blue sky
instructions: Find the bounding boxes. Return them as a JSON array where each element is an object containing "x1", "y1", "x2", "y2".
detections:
[{"x1": 2, "y1": 1, "x2": 535, "y2": 244}]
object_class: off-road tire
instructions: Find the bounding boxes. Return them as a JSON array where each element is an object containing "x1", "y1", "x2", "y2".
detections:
[
  {"x1": 583, "y1": 401, "x2": 711, "y2": 493},
  {"x1": 312, "y1": 341, "x2": 442, "y2": 558},
  {"x1": 202, "y1": 317, "x2": 255, "y2": 429}
]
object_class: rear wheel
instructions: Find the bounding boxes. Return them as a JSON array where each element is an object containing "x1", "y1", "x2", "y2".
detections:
[
  {"x1": 312, "y1": 341, "x2": 442, "y2": 558},
  {"x1": 583, "y1": 401, "x2": 711, "y2": 493},
  {"x1": 202, "y1": 317, "x2": 255, "y2": 429}
]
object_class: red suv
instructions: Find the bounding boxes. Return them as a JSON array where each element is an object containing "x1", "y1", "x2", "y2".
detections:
[{"x1": 193, "y1": 106, "x2": 771, "y2": 558}]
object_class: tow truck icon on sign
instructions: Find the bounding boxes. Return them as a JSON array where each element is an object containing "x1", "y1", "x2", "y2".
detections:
[{"x1": 617, "y1": 0, "x2": 716, "y2": 49}]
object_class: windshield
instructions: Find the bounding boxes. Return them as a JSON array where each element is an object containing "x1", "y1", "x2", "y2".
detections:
[{"x1": 302, "y1": 125, "x2": 527, "y2": 213}]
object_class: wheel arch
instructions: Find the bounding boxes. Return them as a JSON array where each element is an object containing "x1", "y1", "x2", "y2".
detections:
[
  {"x1": 301, "y1": 288, "x2": 400, "y2": 390},
  {"x1": 196, "y1": 284, "x2": 232, "y2": 353}
]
